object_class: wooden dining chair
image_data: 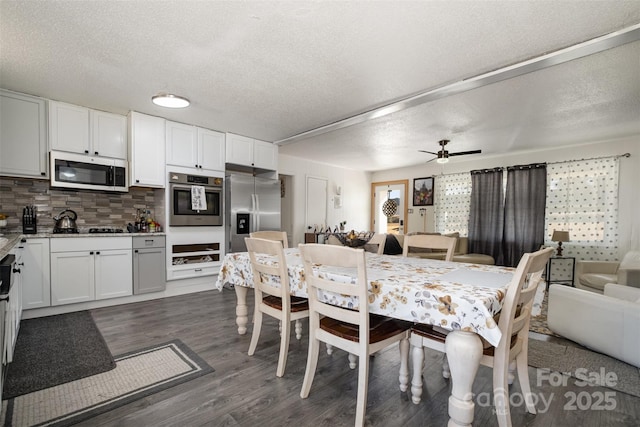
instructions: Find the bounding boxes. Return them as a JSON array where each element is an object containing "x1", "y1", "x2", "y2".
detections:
[
  {"x1": 299, "y1": 243, "x2": 410, "y2": 427},
  {"x1": 409, "y1": 247, "x2": 554, "y2": 427},
  {"x1": 402, "y1": 234, "x2": 457, "y2": 261},
  {"x1": 245, "y1": 237, "x2": 308, "y2": 377},
  {"x1": 367, "y1": 233, "x2": 387, "y2": 255},
  {"x1": 249, "y1": 230, "x2": 289, "y2": 248}
]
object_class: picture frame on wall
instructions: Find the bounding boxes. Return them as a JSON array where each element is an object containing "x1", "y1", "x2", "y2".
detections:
[{"x1": 413, "y1": 177, "x2": 434, "y2": 206}]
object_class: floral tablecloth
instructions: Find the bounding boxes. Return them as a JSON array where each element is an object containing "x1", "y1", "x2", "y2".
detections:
[{"x1": 215, "y1": 248, "x2": 514, "y2": 346}]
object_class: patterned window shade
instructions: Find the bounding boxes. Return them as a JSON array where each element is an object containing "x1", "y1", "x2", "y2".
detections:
[
  {"x1": 434, "y1": 172, "x2": 472, "y2": 235},
  {"x1": 545, "y1": 157, "x2": 619, "y2": 261}
]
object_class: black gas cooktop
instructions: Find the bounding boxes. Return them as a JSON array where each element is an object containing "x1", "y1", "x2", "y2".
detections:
[{"x1": 88, "y1": 228, "x2": 124, "y2": 234}]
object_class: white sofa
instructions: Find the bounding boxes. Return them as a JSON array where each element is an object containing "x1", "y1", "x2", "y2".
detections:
[
  {"x1": 547, "y1": 283, "x2": 640, "y2": 368},
  {"x1": 575, "y1": 250, "x2": 640, "y2": 294}
]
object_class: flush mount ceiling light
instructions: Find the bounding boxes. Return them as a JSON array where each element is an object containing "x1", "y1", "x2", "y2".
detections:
[{"x1": 151, "y1": 93, "x2": 190, "y2": 108}]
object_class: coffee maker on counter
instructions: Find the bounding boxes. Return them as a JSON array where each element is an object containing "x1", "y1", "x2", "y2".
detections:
[{"x1": 22, "y1": 205, "x2": 37, "y2": 234}]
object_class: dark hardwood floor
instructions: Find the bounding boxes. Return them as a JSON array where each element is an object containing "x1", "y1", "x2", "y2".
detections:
[{"x1": 66, "y1": 288, "x2": 640, "y2": 426}]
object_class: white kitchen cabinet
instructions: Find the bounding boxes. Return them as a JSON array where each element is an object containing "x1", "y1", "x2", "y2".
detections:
[
  {"x1": 166, "y1": 121, "x2": 197, "y2": 167},
  {"x1": 49, "y1": 101, "x2": 127, "y2": 160},
  {"x1": 0, "y1": 89, "x2": 48, "y2": 178},
  {"x1": 128, "y1": 111, "x2": 166, "y2": 188},
  {"x1": 197, "y1": 128, "x2": 225, "y2": 171},
  {"x1": 50, "y1": 237, "x2": 132, "y2": 306},
  {"x1": 90, "y1": 110, "x2": 127, "y2": 159},
  {"x1": 21, "y1": 238, "x2": 51, "y2": 309},
  {"x1": 94, "y1": 249, "x2": 133, "y2": 300},
  {"x1": 50, "y1": 251, "x2": 95, "y2": 305},
  {"x1": 225, "y1": 132, "x2": 277, "y2": 171},
  {"x1": 166, "y1": 121, "x2": 225, "y2": 172}
]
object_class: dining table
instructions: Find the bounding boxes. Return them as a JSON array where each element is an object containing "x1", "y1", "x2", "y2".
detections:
[{"x1": 215, "y1": 247, "x2": 515, "y2": 427}]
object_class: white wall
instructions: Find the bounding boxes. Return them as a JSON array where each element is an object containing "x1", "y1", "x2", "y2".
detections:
[
  {"x1": 372, "y1": 138, "x2": 640, "y2": 257},
  {"x1": 278, "y1": 154, "x2": 372, "y2": 246}
]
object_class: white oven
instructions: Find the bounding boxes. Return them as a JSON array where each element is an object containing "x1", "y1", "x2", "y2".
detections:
[{"x1": 168, "y1": 172, "x2": 223, "y2": 226}]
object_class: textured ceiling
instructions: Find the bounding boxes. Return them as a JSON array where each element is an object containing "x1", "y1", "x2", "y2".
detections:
[{"x1": 1, "y1": 1, "x2": 639, "y2": 171}]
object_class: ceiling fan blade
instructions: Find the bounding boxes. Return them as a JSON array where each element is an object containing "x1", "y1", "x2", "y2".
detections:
[
  {"x1": 449, "y1": 150, "x2": 482, "y2": 157},
  {"x1": 418, "y1": 150, "x2": 438, "y2": 155},
  {"x1": 425, "y1": 157, "x2": 438, "y2": 164}
]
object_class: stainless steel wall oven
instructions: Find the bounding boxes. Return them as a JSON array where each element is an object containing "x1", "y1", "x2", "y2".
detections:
[{"x1": 168, "y1": 172, "x2": 223, "y2": 226}]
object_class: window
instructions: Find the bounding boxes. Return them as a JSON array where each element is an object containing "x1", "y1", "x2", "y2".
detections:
[
  {"x1": 434, "y1": 172, "x2": 471, "y2": 235},
  {"x1": 545, "y1": 157, "x2": 619, "y2": 261}
]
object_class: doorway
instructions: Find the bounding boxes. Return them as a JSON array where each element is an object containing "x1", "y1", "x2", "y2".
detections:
[{"x1": 370, "y1": 180, "x2": 408, "y2": 235}]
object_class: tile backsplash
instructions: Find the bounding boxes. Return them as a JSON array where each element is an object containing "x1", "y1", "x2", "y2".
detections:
[{"x1": 0, "y1": 177, "x2": 164, "y2": 233}]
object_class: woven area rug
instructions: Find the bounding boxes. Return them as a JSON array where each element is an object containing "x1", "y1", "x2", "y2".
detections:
[
  {"x1": 1, "y1": 340, "x2": 214, "y2": 427},
  {"x1": 529, "y1": 286, "x2": 560, "y2": 337},
  {"x1": 3, "y1": 311, "x2": 116, "y2": 399},
  {"x1": 528, "y1": 338, "x2": 640, "y2": 398}
]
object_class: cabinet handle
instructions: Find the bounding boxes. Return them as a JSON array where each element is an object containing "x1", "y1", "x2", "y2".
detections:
[
  {"x1": 134, "y1": 249, "x2": 138, "y2": 253},
  {"x1": 84, "y1": 150, "x2": 89, "y2": 154},
  {"x1": 41, "y1": 172, "x2": 46, "y2": 176},
  {"x1": 95, "y1": 151, "x2": 99, "y2": 155},
  {"x1": 13, "y1": 268, "x2": 21, "y2": 274},
  {"x1": 195, "y1": 268, "x2": 202, "y2": 272},
  {"x1": 90, "y1": 251, "x2": 94, "y2": 255},
  {"x1": 96, "y1": 251, "x2": 101, "y2": 255},
  {"x1": 136, "y1": 179, "x2": 140, "y2": 183}
]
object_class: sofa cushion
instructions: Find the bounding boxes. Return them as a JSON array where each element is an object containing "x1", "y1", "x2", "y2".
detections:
[
  {"x1": 617, "y1": 251, "x2": 640, "y2": 286},
  {"x1": 580, "y1": 273, "x2": 617, "y2": 291}
]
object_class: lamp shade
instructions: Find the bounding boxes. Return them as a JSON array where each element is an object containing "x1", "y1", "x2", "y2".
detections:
[{"x1": 552, "y1": 230, "x2": 570, "y2": 242}]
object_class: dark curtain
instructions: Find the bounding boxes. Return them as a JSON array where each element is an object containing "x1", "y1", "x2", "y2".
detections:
[
  {"x1": 501, "y1": 163, "x2": 547, "y2": 267},
  {"x1": 468, "y1": 168, "x2": 504, "y2": 263}
]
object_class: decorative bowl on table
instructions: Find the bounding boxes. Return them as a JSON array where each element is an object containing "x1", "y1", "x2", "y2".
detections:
[{"x1": 335, "y1": 231, "x2": 374, "y2": 248}]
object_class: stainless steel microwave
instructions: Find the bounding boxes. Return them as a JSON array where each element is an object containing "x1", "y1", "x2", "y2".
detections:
[
  {"x1": 50, "y1": 151, "x2": 128, "y2": 192},
  {"x1": 169, "y1": 172, "x2": 223, "y2": 226}
]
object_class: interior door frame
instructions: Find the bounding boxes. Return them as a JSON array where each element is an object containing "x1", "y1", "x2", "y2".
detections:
[{"x1": 370, "y1": 179, "x2": 409, "y2": 233}]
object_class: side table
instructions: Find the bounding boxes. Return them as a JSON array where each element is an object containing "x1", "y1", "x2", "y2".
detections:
[{"x1": 546, "y1": 256, "x2": 576, "y2": 290}]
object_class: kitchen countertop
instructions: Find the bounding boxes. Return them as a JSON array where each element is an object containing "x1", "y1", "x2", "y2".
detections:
[{"x1": 0, "y1": 232, "x2": 166, "y2": 260}]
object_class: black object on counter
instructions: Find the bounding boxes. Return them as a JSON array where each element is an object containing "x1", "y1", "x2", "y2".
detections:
[{"x1": 22, "y1": 205, "x2": 37, "y2": 234}]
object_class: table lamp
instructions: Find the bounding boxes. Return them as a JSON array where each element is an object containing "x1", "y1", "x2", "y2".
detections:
[{"x1": 552, "y1": 230, "x2": 570, "y2": 257}]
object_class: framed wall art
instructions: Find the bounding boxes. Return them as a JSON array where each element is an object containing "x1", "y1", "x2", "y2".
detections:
[{"x1": 413, "y1": 177, "x2": 434, "y2": 206}]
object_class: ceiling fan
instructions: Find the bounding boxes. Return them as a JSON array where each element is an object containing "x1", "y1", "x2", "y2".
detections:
[{"x1": 419, "y1": 139, "x2": 482, "y2": 164}]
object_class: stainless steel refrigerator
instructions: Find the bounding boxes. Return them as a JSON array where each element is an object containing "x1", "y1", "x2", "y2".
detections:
[{"x1": 226, "y1": 173, "x2": 281, "y2": 252}]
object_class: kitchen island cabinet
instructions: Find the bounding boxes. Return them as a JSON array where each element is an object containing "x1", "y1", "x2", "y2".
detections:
[
  {"x1": 0, "y1": 89, "x2": 47, "y2": 178},
  {"x1": 50, "y1": 237, "x2": 132, "y2": 306}
]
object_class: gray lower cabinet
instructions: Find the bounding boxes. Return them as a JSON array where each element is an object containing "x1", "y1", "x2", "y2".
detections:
[{"x1": 133, "y1": 236, "x2": 166, "y2": 294}]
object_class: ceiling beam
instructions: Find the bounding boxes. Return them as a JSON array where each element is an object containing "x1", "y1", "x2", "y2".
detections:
[{"x1": 275, "y1": 23, "x2": 640, "y2": 146}]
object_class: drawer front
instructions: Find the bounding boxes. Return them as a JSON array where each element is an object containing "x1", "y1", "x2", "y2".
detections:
[
  {"x1": 50, "y1": 236, "x2": 132, "y2": 252},
  {"x1": 132, "y1": 236, "x2": 166, "y2": 249}
]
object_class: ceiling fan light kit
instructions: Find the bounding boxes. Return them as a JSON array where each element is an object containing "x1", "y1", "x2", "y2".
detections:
[{"x1": 419, "y1": 139, "x2": 481, "y2": 163}]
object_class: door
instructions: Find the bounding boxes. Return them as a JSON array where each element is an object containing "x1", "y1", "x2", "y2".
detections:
[
  {"x1": 95, "y1": 249, "x2": 132, "y2": 300},
  {"x1": 22, "y1": 238, "x2": 51, "y2": 309},
  {"x1": 51, "y1": 251, "x2": 95, "y2": 305},
  {"x1": 227, "y1": 173, "x2": 255, "y2": 252},
  {"x1": 306, "y1": 176, "x2": 328, "y2": 231},
  {"x1": 371, "y1": 180, "x2": 408, "y2": 235},
  {"x1": 134, "y1": 247, "x2": 166, "y2": 294},
  {"x1": 255, "y1": 176, "x2": 281, "y2": 233},
  {"x1": 198, "y1": 128, "x2": 225, "y2": 172}
]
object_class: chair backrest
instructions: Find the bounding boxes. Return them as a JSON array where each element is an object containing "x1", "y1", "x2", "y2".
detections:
[
  {"x1": 299, "y1": 243, "x2": 370, "y2": 337},
  {"x1": 245, "y1": 237, "x2": 291, "y2": 309},
  {"x1": 496, "y1": 247, "x2": 554, "y2": 353},
  {"x1": 368, "y1": 233, "x2": 387, "y2": 255},
  {"x1": 402, "y1": 234, "x2": 457, "y2": 261},
  {"x1": 250, "y1": 231, "x2": 289, "y2": 249}
]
